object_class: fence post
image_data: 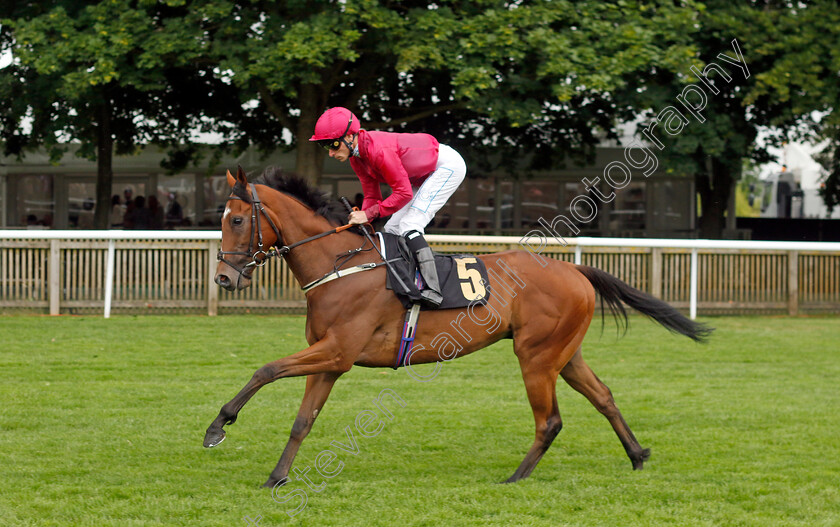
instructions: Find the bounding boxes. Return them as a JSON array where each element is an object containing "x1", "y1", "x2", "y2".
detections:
[
  {"x1": 788, "y1": 250, "x2": 799, "y2": 316},
  {"x1": 689, "y1": 248, "x2": 698, "y2": 320},
  {"x1": 651, "y1": 247, "x2": 663, "y2": 297},
  {"x1": 104, "y1": 240, "x2": 116, "y2": 318},
  {"x1": 207, "y1": 239, "x2": 219, "y2": 316},
  {"x1": 49, "y1": 239, "x2": 60, "y2": 315}
]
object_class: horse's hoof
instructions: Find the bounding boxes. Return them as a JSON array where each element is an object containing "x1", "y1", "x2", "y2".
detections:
[
  {"x1": 263, "y1": 476, "x2": 288, "y2": 489},
  {"x1": 631, "y1": 448, "x2": 651, "y2": 470},
  {"x1": 204, "y1": 428, "x2": 226, "y2": 448}
]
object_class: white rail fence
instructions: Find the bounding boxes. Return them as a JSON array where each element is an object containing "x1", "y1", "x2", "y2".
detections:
[{"x1": 2, "y1": 231, "x2": 839, "y2": 318}]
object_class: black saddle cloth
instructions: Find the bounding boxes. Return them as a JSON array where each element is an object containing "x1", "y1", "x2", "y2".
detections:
[{"x1": 378, "y1": 232, "x2": 491, "y2": 310}]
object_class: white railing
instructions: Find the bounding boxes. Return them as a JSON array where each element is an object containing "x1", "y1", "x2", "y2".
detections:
[
  {"x1": 2, "y1": 230, "x2": 839, "y2": 318},
  {"x1": 516, "y1": 236, "x2": 840, "y2": 319}
]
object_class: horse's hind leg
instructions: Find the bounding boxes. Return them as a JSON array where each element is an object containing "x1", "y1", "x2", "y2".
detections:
[
  {"x1": 560, "y1": 348, "x2": 650, "y2": 469},
  {"x1": 262, "y1": 371, "x2": 341, "y2": 488},
  {"x1": 505, "y1": 312, "x2": 592, "y2": 484},
  {"x1": 504, "y1": 364, "x2": 563, "y2": 483}
]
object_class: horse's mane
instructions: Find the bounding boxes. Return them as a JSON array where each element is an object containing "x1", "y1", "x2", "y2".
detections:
[{"x1": 233, "y1": 166, "x2": 349, "y2": 227}]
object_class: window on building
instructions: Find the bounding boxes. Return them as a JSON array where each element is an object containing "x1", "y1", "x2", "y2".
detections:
[
  {"x1": 111, "y1": 181, "x2": 149, "y2": 229},
  {"x1": 650, "y1": 179, "x2": 693, "y2": 235},
  {"x1": 16, "y1": 175, "x2": 54, "y2": 228},
  {"x1": 607, "y1": 181, "x2": 646, "y2": 235},
  {"x1": 157, "y1": 174, "x2": 195, "y2": 228},
  {"x1": 561, "y1": 180, "x2": 610, "y2": 236},
  {"x1": 473, "y1": 177, "x2": 496, "y2": 232},
  {"x1": 203, "y1": 175, "x2": 230, "y2": 228},
  {"x1": 67, "y1": 181, "x2": 97, "y2": 229},
  {"x1": 499, "y1": 180, "x2": 515, "y2": 231},
  {"x1": 520, "y1": 181, "x2": 559, "y2": 230}
]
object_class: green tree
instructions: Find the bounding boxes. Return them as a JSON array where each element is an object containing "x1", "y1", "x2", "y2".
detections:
[
  {"x1": 202, "y1": 0, "x2": 700, "y2": 182},
  {"x1": 815, "y1": 124, "x2": 840, "y2": 214},
  {"x1": 624, "y1": 1, "x2": 840, "y2": 237},
  {"x1": 2, "y1": 0, "x2": 704, "y2": 230},
  {"x1": 0, "y1": 0, "x2": 250, "y2": 228}
]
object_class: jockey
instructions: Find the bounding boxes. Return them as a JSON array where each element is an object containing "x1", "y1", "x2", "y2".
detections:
[{"x1": 309, "y1": 107, "x2": 467, "y2": 307}]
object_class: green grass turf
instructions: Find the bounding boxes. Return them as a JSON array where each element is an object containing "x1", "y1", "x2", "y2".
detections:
[{"x1": 0, "y1": 314, "x2": 837, "y2": 526}]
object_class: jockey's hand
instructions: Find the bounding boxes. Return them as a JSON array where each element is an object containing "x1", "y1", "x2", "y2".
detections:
[{"x1": 348, "y1": 210, "x2": 369, "y2": 225}]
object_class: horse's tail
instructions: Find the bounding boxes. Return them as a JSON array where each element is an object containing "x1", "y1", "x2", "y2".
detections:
[{"x1": 576, "y1": 265, "x2": 713, "y2": 342}]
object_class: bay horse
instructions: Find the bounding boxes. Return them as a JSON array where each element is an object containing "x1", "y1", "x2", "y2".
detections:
[{"x1": 205, "y1": 166, "x2": 711, "y2": 487}]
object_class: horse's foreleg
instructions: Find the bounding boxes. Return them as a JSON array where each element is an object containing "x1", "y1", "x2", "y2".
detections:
[
  {"x1": 262, "y1": 371, "x2": 341, "y2": 488},
  {"x1": 203, "y1": 335, "x2": 351, "y2": 449},
  {"x1": 560, "y1": 348, "x2": 650, "y2": 469}
]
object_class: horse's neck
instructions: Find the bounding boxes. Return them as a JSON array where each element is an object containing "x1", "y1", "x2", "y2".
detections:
[{"x1": 268, "y1": 193, "x2": 366, "y2": 287}]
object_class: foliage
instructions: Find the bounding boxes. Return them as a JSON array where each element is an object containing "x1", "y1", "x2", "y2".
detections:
[
  {"x1": 0, "y1": 0, "x2": 251, "y2": 156},
  {"x1": 622, "y1": 1, "x2": 840, "y2": 236},
  {"x1": 0, "y1": 0, "x2": 254, "y2": 227},
  {"x1": 4, "y1": 1, "x2": 703, "y2": 190},
  {"x1": 0, "y1": 314, "x2": 838, "y2": 526},
  {"x1": 195, "y1": 0, "x2": 701, "y2": 179},
  {"x1": 4, "y1": 1, "x2": 840, "y2": 235},
  {"x1": 815, "y1": 124, "x2": 840, "y2": 213}
]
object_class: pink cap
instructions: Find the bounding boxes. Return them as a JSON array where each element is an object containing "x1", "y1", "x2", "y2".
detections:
[{"x1": 309, "y1": 107, "x2": 360, "y2": 141}]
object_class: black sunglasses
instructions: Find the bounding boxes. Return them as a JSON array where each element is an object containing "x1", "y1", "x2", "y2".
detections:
[{"x1": 317, "y1": 138, "x2": 342, "y2": 151}]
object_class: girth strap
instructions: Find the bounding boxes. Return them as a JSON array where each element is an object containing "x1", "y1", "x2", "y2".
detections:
[{"x1": 301, "y1": 258, "x2": 402, "y2": 293}]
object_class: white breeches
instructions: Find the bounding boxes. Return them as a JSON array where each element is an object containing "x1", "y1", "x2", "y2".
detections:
[{"x1": 384, "y1": 144, "x2": 467, "y2": 235}]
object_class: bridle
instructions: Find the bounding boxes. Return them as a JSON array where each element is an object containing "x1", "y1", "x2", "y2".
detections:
[
  {"x1": 217, "y1": 184, "x2": 284, "y2": 278},
  {"x1": 216, "y1": 183, "x2": 359, "y2": 285}
]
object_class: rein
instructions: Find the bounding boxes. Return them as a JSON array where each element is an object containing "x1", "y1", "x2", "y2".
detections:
[{"x1": 217, "y1": 183, "x2": 359, "y2": 286}]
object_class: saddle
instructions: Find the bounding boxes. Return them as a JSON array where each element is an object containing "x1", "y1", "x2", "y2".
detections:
[{"x1": 376, "y1": 232, "x2": 492, "y2": 310}]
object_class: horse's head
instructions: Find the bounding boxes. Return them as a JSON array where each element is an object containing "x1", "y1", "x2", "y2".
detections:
[{"x1": 215, "y1": 166, "x2": 282, "y2": 291}]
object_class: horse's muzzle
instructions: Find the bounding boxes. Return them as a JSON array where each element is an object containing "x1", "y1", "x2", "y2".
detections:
[
  {"x1": 214, "y1": 272, "x2": 253, "y2": 291},
  {"x1": 214, "y1": 273, "x2": 234, "y2": 290},
  {"x1": 215, "y1": 261, "x2": 252, "y2": 291}
]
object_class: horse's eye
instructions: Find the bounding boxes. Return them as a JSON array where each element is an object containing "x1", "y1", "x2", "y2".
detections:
[{"x1": 232, "y1": 217, "x2": 244, "y2": 226}]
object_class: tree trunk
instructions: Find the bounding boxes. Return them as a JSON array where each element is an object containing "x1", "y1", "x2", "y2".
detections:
[
  {"x1": 697, "y1": 156, "x2": 735, "y2": 239},
  {"x1": 93, "y1": 98, "x2": 114, "y2": 230},
  {"x1": 295, "y1": 84, "x2": 327, "y2": 185}
]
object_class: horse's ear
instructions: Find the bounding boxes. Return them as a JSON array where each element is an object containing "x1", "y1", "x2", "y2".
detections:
[
  {"x1": 236, "y1": 165, "x2": 248, "y2": 186},
  {"x1": 226, "y1": 170, "x2": 235, "y2": 188}
]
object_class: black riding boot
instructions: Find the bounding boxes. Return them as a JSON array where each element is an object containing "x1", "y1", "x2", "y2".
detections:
[{"x1": 404, "y1": 230, "x2": 443, "y2": 307}]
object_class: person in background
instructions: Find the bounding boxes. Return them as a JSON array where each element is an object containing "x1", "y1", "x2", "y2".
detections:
[
  {"x1": 131, "y1": 196, "x2": 152, "y2": 230},
  {"x1": 147, "y1": 195, "x2": 164, "y2": 230},
  {"x1": 110, "y1": 195, "x2": 123, "y2": 228},
  {"x1": 122, "y1": 198, "x2": 136, "y2": 230},
  {"x1": 165, "y1": 193, "x2": 184, "y2": 228}
]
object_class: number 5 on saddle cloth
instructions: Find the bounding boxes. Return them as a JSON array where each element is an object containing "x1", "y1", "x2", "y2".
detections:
[{"x1": 376, "y1": 232, "x2": 492, "y2": 310}]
